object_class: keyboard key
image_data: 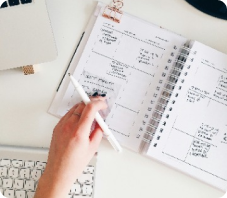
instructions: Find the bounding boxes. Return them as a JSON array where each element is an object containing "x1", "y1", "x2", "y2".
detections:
[
  {"x1": 0, "y1": 167, "x2": 7, "y2": 177},
  {"x1": 27, "y1": 191, "x2": 35, "y2": 198},
  {"x1": 8, "y1": 168, "x2": 19, "y2": 178},
  {"x1": 24, "y1": 161, "x2": 35, "y2": 168},
  {"x1": 14, "y1": 179, "x2": 24, "y2": 189},
  {"x1": 15, "y1": 190, "x2": 26, "y2": 198},
  {"x1": 12, "y1": 160, "x2": 23, "y2": 168},
  {"x1": 20, "y1": 169, "x2": 30, "y2": 179},
  {"x1": 0, "y1": 159, "x2": 11, "y2": 167},
  {"x1": 82, "y1": 184, "x2": 93, "y2": 196},
  {"x1": 3, "y1": 178, "x2": 13, "y2": 188},
  {"x1": 35, "y1": 162, "x2": 46, "y2": 170},
  {"x1": 83, "y1": 166, "x2": 94, "y2": 174},
  {"x1": 8, "y1": 0, "x2": 20, "y2": 6},
  {"x1": 70, "y1": 183, "x2": 81, "y2": 195},
  {"x1": 0, "y1": 188, "x2": 3, "y2": 194},
  {"x1": 21, "y1": 0, "x2": 32, "y2": 4},
  {"x1": 0, "y1": 1, "x2": 8, "y2": 8},
  {"x1": 77, "y1": 174, "x2": 93, "y2": 185},
  {"x1": 31, "y1": 169, "x2": 42, "y2": 181},
  {"x1": 4, "y1": 189, "x2": 14, "y2": 198},
  {"x1": 0, "y1": 177, "x2": 2, "y2": 186},
  {"x1": 24, "y1": 180, "x2": 35, "y2": 191}
]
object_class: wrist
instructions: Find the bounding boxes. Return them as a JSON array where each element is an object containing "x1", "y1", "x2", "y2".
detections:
[{"x1": 35, "y1": 169, "x2": 72, "y2": 198}]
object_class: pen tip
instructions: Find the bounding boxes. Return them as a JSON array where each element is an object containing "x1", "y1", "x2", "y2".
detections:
[{"x1": 68, "y1": 73, "x2": 71, "y2": 77}]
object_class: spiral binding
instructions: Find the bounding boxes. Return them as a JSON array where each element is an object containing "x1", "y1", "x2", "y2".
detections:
[{"x1": 139, "y1": 41, "x2": 196, "y2": 153}]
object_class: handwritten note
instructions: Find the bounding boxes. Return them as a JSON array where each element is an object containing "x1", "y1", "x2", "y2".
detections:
[
  {"x1": 58, "y1": 70, "x2": 121, "y2": 119},
  {"x1": 189, "y1": 140, "x2": 211, "y2": 158},
  {"x1": 106, "y1": 60, "x2": 129, "y2": 80},
  {"x1": 188, "y1": 123, "x2": 219, "y2": 158},
  {"x1": 83, "y1": 71, "x2": 121, "y2": 117},
  {"x1": 186, "y1": 86, "x2": 207, "y2": 103},
  {"x1": 137, "y1": 48, "x2": 159, "y2": 66},
  {"x1": 99, "y1": 27, "x2": 118, "y2": 45},
  {"x1": 196, "y1": 123, "x2": 219, "y2": 142}
]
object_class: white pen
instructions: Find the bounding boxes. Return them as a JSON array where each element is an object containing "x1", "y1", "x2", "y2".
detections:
[{"x1": 69, "y1": 74, "x2": 122, "y2": 153}]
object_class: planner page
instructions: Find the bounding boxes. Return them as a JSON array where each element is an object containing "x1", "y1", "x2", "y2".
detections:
[
  {"x1": 56, "y1": 5, "x2": 187, "y2": 152},
  {"x1": 147, "y1": 41, "x2": 227, "y2": 191}
]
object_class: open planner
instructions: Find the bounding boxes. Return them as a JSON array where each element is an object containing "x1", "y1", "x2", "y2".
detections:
[{"x1": 49, "y1": 2, "x2": 227, "y2": 191}]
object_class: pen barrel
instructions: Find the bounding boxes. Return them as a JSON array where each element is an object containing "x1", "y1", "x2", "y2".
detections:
[
  {"x1": 95, "y1": 113, "x2": 110, "y2": 134},
  {"x1": 77, "y1": 86, "x2": 91, "y2": 104},
  {"x1": 106, "y1": 135, "x2": 122, "y2": 153},
  {"x1": 95, "y1": 113, "x2": 122, "y2": 152}
]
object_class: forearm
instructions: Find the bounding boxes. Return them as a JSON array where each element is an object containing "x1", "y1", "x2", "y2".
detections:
[{"x1": 34, "y1": 172, "x2": 71, "y2": 198}]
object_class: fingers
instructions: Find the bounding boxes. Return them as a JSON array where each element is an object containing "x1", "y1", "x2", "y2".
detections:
[
  {"x1": 89, "y1": 124, "x2": 103, "y2": 150},
  {"x1": 76, "y1": 99, "x2": 107, "y2": 137},
  {"x1": 58, "y1": 103, "x2": 80, "y2": 125},
  {"x1": 67, "y1": 97, "x2": 106, "y2": 124},
  {"x1": 67, "y1": 103, "x2": 85, "y2": 124},
  {"x1": 60, "y1": 96, "x2": 106, "y2": 125}
]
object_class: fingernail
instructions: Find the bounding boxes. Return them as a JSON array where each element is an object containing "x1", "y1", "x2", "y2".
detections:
[
  {"x1": 100, "y1": 94, "x2": 106, "y2": 97},
  {"x1": 92, "y1": 92, "x2": 98, "y2": 97}
]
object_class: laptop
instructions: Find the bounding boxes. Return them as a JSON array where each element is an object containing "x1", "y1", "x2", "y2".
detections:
[{"x1": 0, "y1": 0, "x2": 57, "y2": 70}]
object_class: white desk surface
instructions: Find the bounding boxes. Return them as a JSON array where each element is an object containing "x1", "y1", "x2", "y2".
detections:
[{"x1": 0, "y1": 0, "x2": 226, "y2": 197}]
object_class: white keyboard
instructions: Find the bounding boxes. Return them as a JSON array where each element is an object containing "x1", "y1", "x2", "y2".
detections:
[{"x1": 0, "y1": 146, "x2": 97, "y2": 198}]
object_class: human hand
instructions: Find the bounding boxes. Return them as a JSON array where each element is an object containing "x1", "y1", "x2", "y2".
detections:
[{"x1": 35, "y1": 97, "x2": 107, "y2": 198}]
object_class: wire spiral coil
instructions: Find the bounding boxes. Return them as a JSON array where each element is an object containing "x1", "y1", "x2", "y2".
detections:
[{"x1": 139, "y1": 42, "x2": 196, "y2": 153}]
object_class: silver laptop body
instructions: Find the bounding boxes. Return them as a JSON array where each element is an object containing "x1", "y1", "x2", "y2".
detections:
[{"x1": 0, "y1": 0, "x2": 57, "y2": 70}]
